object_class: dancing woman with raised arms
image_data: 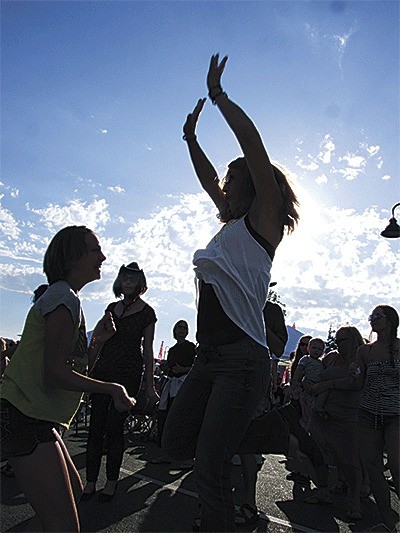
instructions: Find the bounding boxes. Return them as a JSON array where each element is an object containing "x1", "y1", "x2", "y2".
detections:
[{"x1": 162, "y1": 54, "x2": 299, "y2": 532}]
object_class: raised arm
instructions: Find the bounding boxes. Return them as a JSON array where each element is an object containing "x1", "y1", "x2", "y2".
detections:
[
  {"x1": 207, "y1": 54, "x2": 285, "y2": 245},
  {"x1": 183, "y1": 98, "x2": 229, "y2": 219}
]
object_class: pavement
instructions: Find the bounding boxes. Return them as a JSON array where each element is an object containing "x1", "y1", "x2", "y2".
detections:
[{"x1": 1, "y1": 415, "x2": 399, "y2": 533}]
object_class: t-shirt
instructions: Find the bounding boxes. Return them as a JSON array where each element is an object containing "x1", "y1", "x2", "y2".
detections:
[
  {"x1": 1, "y1": 281, "x2": 87, "y2": 427},
  {"x1": 298, "y1": 355, "x2": 323, "y2": 383}
]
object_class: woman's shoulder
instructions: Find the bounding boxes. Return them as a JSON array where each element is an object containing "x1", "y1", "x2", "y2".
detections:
[
  {"x1": 36, "y1": 281, "x2": 81, "y2": 318},
  {"x1": 141, "y1": 301, "x2": 157, "y2": 321}
]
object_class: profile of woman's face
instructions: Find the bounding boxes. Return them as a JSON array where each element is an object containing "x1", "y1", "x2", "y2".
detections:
[
  {"x1": 335, "y1": 329, "x2": 349, "y2": 354},
  {"x1": 369, "y1": 307, "x2": 387, "y2": 333},
  {"x1": 222, "y1": 168, "x2": 250, "y2": 219},
  {"x1": 299, "y1": 336, "x2": 311, "y2": 354}
]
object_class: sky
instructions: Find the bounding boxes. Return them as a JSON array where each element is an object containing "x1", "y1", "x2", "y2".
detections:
[{"x1": 1, "y1": 0, "x2": 399, "y2": 355}]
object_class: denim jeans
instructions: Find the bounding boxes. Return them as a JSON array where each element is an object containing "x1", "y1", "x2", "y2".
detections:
[{"x1": 162, "y1": 337, "x2": 270, "y2": 532}]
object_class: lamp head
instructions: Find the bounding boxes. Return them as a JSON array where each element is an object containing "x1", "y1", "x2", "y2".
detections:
[{"x1": 381, "y1": 217, "x2": 400, "y2": 238}]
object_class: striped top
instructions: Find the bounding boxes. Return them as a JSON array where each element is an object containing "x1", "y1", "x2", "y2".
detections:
[{"x1": 360, "y1": 359, "x2": 400, "y2": 416}]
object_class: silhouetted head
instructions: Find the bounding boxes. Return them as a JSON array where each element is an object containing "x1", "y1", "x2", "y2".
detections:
[
  {"x1": 113, "y1": 262, "x2": 147, "y2": 299},
  {"x1": 220, "y1": 158, "x2": 299, "y2": 233}
]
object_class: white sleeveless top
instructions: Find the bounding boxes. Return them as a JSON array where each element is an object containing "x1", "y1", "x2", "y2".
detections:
[{"x1": 193, "y1": 217, "x2": 272, "y2": 347}]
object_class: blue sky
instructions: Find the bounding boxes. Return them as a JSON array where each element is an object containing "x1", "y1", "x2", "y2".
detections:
[{"x1": 1, "y1": 0, "x2": 399, "y2": 353}]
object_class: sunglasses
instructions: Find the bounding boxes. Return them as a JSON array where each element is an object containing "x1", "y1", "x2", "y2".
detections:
[
  {"x1": 299, "y1": 342, "x2": 309, "y2": 347},
  {"x1": 368, "y1": 313, "x2": 385, "y2": 322}
]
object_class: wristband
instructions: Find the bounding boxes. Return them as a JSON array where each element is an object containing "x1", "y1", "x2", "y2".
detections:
[{"x1": 208, "y1": 85, "x2": 228, "y2": 105}]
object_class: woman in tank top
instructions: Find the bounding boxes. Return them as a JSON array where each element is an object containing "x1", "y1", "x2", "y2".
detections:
[
  {"x1": 354, "y1": 305, "x2": 399, "y2": 532},
  {"x1": 162, "y1": 54, "x2": 299, "y2": 532}
]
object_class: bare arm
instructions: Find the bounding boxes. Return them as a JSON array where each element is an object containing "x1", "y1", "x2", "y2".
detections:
[
  {"x1": 142, "y1": 322, "x2": 159, "y2": 402},
  {"x1": 207, "y1": 54, "x2": 284, "y2": 246},
  {"x1": 44, "y1": 306, "x2": 135, "y2": 412},
  {"x1": 292, "y1": 364, "x2": 305, "y2": 391},
  {"x1": 264, "y1": 303, "x2": 287, "y2": 357},
  {"x1": 183, "y1": 98, "x2": 229, "y2": 218},
  {"x1": 87, "y1": 311, "x2": 116, "y2": 371}
]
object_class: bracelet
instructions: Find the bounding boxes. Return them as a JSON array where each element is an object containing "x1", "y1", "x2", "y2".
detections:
[
  {"x1": 182, "y1": 134, "x2": 197, "y2": 142},
  {"x1": 208, "y1": 86, "x2": 228, "y2": 105}
]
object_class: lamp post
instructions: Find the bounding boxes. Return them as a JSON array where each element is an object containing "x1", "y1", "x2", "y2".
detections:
[{"x1": 380, "y1": 203, "x2": 400, "y2": 238}]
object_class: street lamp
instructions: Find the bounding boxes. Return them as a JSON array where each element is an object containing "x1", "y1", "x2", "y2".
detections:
[{"x1": 380, "y1": 202, "x2": 400, "y2": 238}]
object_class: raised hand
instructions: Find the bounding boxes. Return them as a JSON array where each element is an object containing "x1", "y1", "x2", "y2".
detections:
[
  {"x1": 92, "y1": 311, "x2": 116, "y2": 345},
  {"x1": 207, "y1": 53, "x2": 228, "y2": 91},
  {"x1": 183, "y1": 98, "x2": 206, "y2": 139}
]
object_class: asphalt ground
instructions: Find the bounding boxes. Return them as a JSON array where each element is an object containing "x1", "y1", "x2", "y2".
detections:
[{"x1": 1, "y1": 416, "x2": 399, "y2": 533}]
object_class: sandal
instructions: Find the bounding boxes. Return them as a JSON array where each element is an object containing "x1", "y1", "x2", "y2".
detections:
[
  {"x1": 0, "y1": 463, "x2": 15, "y2": 478},
  {"x1": 234, "y1": 503, "x2": 259, "y2": 526}
]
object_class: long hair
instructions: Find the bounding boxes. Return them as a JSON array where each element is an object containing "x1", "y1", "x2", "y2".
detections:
[
  {"x1": 219, "y1": 158, "x2": 299, "y2": 232},
  {"x1": 43, "y1": 226, "x2": 94, "y2": 285},
  {"x1": 289, "y1": 335, "x2": 312, "y2": 379},
  {"x1": 335, "y1": 325, "x2": 365, "y2": 361},
  {"x1": 376, "y1": 305, "x2": 399, "y2": 367}
]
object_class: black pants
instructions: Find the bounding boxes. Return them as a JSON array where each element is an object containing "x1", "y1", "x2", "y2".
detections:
[{"x1": 86, "y1": 374, "x2": 141, "y2": 482}]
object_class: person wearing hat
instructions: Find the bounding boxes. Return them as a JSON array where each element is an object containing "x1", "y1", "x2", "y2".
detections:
[{"x1": 82, "y1": 262, "x2": 158, "y2": 501}]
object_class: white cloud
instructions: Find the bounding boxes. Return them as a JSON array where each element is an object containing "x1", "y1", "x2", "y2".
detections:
[
  {"x1": 107, "y1": 185, "x2": 125, "y2": 194},
  {"x1": 318, "y1": 135, "x2": 336, "y2": 164},
  {"x1": 335, "y1": 167, "x2": 363, "y2": 181},
  {"x1": 315, "y1": 174, "x2": 328, "y2": 185},
  {"x1": 100, "y1": 129, "x2": 108, "y2": 134},
  {"x1": 381, "y1": 175, "x2": 391, "y2": 181},
  {"x1": 296, "y1": 157, "x2": 319, "y2": 171},
  {"x1": 1, "y1": 186, "x2": 398, "y2": 342},
  {"x1": 27, "y1": 198, "x2": 111, "y2": 233},
  {"x1": 366, "y1": 145, "x2": 380, "y2": 157},
  {"x1": 339, "y1": 154, "x2": 366, "y2": 168},
  {"x1": 304, "y1": 23, "x2": 358, "y2": 70},
  {"x1": 0, "y1": 203, "x2": 21, "y2": 240}
]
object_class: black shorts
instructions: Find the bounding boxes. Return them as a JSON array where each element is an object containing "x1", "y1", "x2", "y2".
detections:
[{"x1": 1, "y1": 399, "x2": 57, "y2": 460}]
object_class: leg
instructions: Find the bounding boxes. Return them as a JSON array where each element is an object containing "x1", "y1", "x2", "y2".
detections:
[
  {"x1": 358, "y1": 412, "x2": 397, "y2": 527},
  {"x1": 9, "y1": 441, "x2": 80, "y2": 532},
  {"x1": 104, "y1": 404, "x2": 129, "y2": 482},
  {"x1": 54, "y1": 429, "x2": 83, "y2": 503},
  {"x1": 195, "y1": 340, "x2": 269, "y2": 532},
  {"x1": 85, "y1": 393, "x2": 111, "y2": 484},
  {"x1": 239, "y1": 454, "x2": 258, "y2": 509},
  {"x1": 162, "y1": 354, "x2": 214, "y2": 461},
  {"x1": 157, "y1": 409, "x2": 168, "y2": 448},
  {"x1": 384, "y1": 416, "x2": 399, "y2": 497}
]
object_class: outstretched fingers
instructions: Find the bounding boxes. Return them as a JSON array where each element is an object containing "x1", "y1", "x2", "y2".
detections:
[
  {"x1": 183, "y1": 98, "x2": 206, "y2": 136},
  {"x1": 208, "y1": 53, "x2": 228, "y2": 89},
  {"x1": 192, "y1": 97, "x2": 206, "y2": 119}
]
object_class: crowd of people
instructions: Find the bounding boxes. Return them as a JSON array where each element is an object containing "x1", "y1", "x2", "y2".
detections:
[{"x1": 0, "y1": 54, "x2": 398, "y2": 533}]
